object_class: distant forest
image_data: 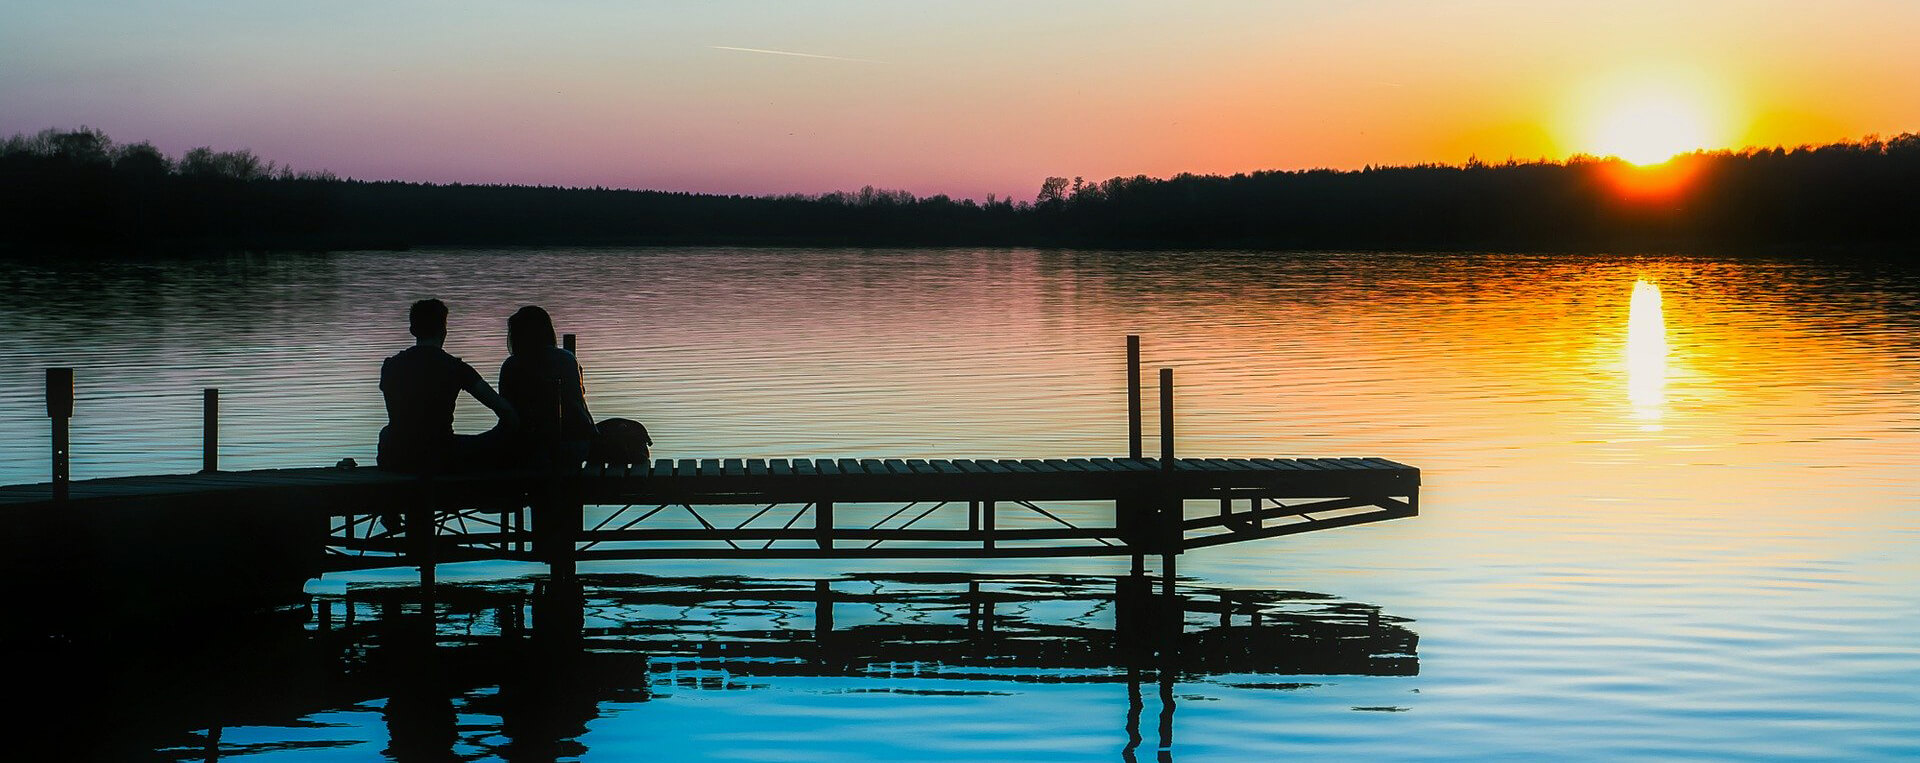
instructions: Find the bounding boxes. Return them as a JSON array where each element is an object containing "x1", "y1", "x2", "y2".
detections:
[{"x1": 3, "y1": 126, "x2": 1917, "y2": 256}]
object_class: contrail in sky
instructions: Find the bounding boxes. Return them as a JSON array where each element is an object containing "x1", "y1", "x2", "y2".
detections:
[{"x1": 708, "y1": 45, "x2": 886, "y2": 64}]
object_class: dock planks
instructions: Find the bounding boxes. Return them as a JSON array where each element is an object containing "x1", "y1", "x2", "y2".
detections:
[
  {"x1": 0, "y1": 456, "x2": 1418, "y2": 510},
  {"x1": 0, "y1": 455, "x2": 1417, "y2": 571}
]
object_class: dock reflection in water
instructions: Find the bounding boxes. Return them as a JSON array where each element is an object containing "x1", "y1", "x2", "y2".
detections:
[{"x1": 19, "y1": 574, "x2": 1416, "y2": 761}]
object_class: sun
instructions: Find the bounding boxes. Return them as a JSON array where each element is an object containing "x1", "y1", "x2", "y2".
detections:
[
  {"x1": 1568, "y1": 69, "x2": 1735, "y2": 166},
  {"x1": 1592, "y1": 94, "x2": 1711, "y2": 165}
]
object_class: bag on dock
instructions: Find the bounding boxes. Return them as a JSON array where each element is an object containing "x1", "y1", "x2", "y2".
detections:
[{"x1": 589, "y1": 417, "x2": 653, "y2": 466}]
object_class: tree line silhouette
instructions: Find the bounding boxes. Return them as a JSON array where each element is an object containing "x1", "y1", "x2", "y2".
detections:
[{"x1": 3, "y1": 126, "x2": 1916, "y2": 256}]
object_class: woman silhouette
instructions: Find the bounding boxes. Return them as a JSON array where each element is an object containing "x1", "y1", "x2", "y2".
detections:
[{"x1": 499, "y1": 306, "x2": 596, "y2": 469}]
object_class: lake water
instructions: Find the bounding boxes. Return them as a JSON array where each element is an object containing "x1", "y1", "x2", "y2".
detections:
[{"x1": 2, "y1": 248, "x2": 1917, "y2": 760}]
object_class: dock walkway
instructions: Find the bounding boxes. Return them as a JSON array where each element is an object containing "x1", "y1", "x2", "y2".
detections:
[{"x1": 0, "y1": 456, "x2": 1417, "y2": 571}]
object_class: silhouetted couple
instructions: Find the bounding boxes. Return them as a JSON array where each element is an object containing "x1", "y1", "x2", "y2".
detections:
[{"x1": 377, "y1": 299, "x2": 594, "y2": 474}]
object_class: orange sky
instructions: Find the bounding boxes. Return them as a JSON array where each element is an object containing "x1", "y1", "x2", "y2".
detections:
[{"x1": 3, "y1": 1, "x2": 1917, "y2": 199}]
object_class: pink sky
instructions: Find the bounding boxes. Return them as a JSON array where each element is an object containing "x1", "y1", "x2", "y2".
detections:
[{"x1": 5, "y1": 1, "x2": 1918, "y2": 200}]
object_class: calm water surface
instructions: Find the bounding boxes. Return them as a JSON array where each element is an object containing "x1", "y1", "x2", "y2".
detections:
[{"x1": 2, "y1": 248, "x2": 1917, "y2": 760}]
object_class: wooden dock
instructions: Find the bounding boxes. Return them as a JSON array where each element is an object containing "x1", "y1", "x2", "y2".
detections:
[
  {"x1": 1, "y1": 455, "x2": 1417, "y2": 560},
  {"x1": 0, "y1": 455, "x2": 1416, "y2": 630},
  {"x1": 2, "y1": 336, "x2": 1419, "y2": 628}
]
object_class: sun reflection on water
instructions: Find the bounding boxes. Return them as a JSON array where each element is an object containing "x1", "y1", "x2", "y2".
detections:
[{"x1": 1626, "y1": 278, "x2": 1669, "y2": 428}]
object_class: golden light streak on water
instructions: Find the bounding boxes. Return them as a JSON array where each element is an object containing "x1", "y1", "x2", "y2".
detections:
[{"x1": 1626, "y1": 278, "x2": 1668, "y2": 428}]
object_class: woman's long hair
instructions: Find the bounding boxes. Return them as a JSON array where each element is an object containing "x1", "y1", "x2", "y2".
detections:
[{"x1": 507, "y1": 305, "x2": 557, "y2": 356}]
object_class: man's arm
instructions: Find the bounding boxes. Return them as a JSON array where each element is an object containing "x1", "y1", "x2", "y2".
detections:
[{"x1": 466, "y1": 378, "x2": 520, "y2": 431}]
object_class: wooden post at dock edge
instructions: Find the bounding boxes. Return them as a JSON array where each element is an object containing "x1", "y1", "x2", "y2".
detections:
[
  {"x1": 1125, "y1": 337, "x2": 1146, "y2": 574},
  {"x1": 1127, "y1": 335, "x2": 1142, "y2": 460},
  {"x1": 563, "y1": 333, "x2": 576, "y2": 354},
  {"x1": 202, "y1": 388, "x2": 219, "y2": 473},
  {"x1": 1159, "y1": 368, "x2": 1174, "y2": 470},
  {"x1": 1158, "y1": 367, "x2": 1177, "y2": 594},
  {"x1": 47, "y1": 368, "x2": 72, "y2": 501}
]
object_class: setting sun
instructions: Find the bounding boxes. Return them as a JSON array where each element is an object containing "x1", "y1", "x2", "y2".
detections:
[
  {"x1": 1569, "y1": 69, "x2": 1737, "y2": 166},
  {"x1": 1593, "y1": 95, "x2": 1712, "y2": 165}
]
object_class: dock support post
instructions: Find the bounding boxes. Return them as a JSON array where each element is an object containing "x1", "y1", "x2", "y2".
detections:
[
  {"x1": 816, "y1": 501, "x2": 834, "y2": 550},
  {"x1": 1127, "y1": 335, "x2": 1142, "y2": 459},
  {"x1": 499, "y1": 599, "x2": 520, "y2": 639},
  {"x1": 202, "y1": 388, "x2": 219, "y2": 473},
  {"x1": 1159, "y1": 368, "x2": 1174, "y2": 470},
  {"x1": 814, "y1": 580, "x2": 833, "y2": 641},
  {"x1": 563, "y1": 333, "x2": 576, "y2": 354},
  {"x1": 47, "y1": 368, "x2": 71, "y2": 501},
  {"x1": 983, "y1": 500, "x2": 995, "y2": 550},
  {"x1": 1159, "y1": 367, "x2": 1178, "y2": 597},
  {"x1": 410, "y1": 501, "x2": 435, "y2": 591},
  {"x1": 540, "y1": 502, "x2": 578, "y2": 583},
  {"x1": 532, "y1": 579, "x2": 583, "y2": 639}
]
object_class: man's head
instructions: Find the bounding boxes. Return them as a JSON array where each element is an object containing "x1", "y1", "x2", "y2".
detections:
[{"x1": 409, "y1": 299, "x2": 449, "y2": 342}]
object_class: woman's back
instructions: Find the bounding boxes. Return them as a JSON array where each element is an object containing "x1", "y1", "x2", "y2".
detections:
[{"x1": 500, "y1": 346, "x2": 595, "y2": 445}]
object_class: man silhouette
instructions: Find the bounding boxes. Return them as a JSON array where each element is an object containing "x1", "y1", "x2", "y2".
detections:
[{"x1": 378, "y1": 299, "x2": 519, "y2": 473}]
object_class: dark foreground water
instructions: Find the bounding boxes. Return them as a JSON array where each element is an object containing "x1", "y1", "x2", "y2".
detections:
[{"x1": 1, "y1": 248, "x2": 1917, "y2": 760}]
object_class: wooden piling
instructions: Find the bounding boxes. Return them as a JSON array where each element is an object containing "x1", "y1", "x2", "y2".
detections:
[
  {"x1": 1127, "y1": 335, "x2": 1142, "y2": 459},
  {"x1": 1128, "y1": 337, "x2": 1148, "y2": 574},
  {"x1": 46, "y1": 368, "x2": 71, "y2": 501},
  {"x1": 410, "y1": 502, "x2": 435, "y2": 590},
  {"x1": 563, "y1": 333, "x2": 576, "y2": 354},
  {"x1": 499, "y1": 599, "x2": 520, "y2": 639},
  {"x1": 537, "y1": 495, "x2": 578, "y2": 582},
  {"x1": 815, "y1": 580, "x2": 833, "y2": 640},
  {"x1": 1159, "y1": 367, "x2": 1177, "y2": 592},
  {"x1": 202, "y1": 388, "x2": 219, "y2": 473},
  {"x1": 1159, "y1": 367, "x2": 1174, "y2": 471}
]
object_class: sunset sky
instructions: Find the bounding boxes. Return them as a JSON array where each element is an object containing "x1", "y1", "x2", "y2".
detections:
[{"x1": 4, "y1": 1, "x2": 1918, "y2": 200}]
